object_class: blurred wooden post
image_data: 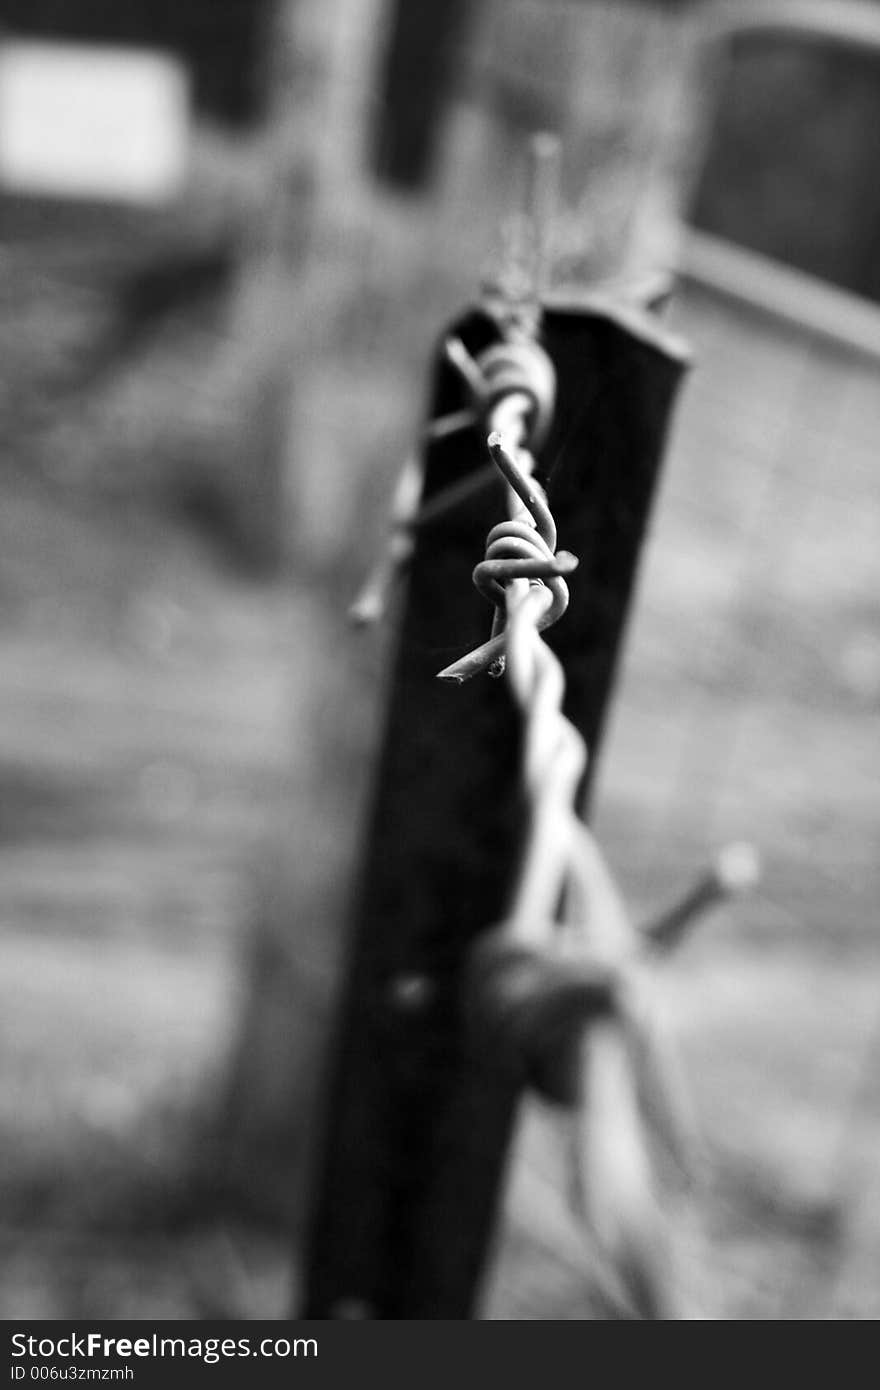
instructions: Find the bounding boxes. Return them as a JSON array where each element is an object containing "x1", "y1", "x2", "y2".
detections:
[
  {"x1": 300, "y1": 296, "x2": 687, "y2": 1318},
  {"x1": 373, "y1": 0, "x2": 472, "y2": 188}
]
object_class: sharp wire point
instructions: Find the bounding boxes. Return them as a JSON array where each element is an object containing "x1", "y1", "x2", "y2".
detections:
[{"x1": 714, "y1": 841, "x2": 762, "y2": 895}]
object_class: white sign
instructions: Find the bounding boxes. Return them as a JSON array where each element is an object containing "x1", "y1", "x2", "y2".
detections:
[{"x1": 0, "y1": 41, "x2": 190, "y2": 205}]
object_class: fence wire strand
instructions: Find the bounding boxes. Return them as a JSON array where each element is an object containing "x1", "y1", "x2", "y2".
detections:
[{"x1": 455, "y1": 402, "x2": 691, "y2": 1319}]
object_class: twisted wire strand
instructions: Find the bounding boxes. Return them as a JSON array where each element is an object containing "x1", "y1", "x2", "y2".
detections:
[{"x1": 464, "y1": 428, "x2": 682, "y2": 1319}]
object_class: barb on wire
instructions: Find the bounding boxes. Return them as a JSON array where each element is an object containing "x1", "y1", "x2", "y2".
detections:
[
  {"x1": 348, "y1": 455, "x2": 504, "y2": 628},
  {"x1": 642, "y1": 841, "x2": 761, "y2": 951},
  {"x1": 348, "y1": 453, "x2": 423, "y2": 627}
]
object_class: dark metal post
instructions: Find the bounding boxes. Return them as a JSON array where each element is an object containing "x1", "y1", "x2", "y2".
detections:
[{"x1": 300, "y1": 297, "x2": 688, "y2": 1319}]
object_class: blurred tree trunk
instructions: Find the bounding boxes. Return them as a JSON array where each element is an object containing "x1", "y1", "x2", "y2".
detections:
[
  {"x1": 203, "y1": 0, "x2": 404, "y2": 1231},
  {"x1": 372, "y1": 0, "x2": 473, "y2": 187}
]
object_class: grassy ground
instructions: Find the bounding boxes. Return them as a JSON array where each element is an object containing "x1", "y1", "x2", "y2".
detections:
[{"x1": 0, "y1": 468, "x2": 302, "y2": 1316}]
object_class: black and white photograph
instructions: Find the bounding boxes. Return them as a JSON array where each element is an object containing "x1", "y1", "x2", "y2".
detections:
[{"x1": 0, "y1": 0, "x2": 878, "y2": 1339}]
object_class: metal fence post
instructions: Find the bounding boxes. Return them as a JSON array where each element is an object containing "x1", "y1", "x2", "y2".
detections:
[{"x1": 300, "y1": 295, "x2": 688, "y2": 1319}]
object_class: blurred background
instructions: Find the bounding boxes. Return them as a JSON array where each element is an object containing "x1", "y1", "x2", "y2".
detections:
[{"x1": 0, "y1": 0, "x2": 878, "y2": 1319}]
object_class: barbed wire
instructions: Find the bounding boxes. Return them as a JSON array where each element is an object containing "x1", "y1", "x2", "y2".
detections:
[
  {"x1": 431, "y1": 340, "x2": 760, "y2": 1317},
  {"x1": 445, "y1": 403, "x2": 683, "y2": 1316},
  {"x1": 348, "y1": 301, "x2": 761, "y2": 1315}
]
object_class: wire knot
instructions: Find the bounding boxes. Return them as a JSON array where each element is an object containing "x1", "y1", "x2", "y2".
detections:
[
  {"x1": 437, "y1": 435, "x2": 578, "y2": 682},
  {"x1": 467, "y1": 929, "x2": 618, "y2": 1106}
]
